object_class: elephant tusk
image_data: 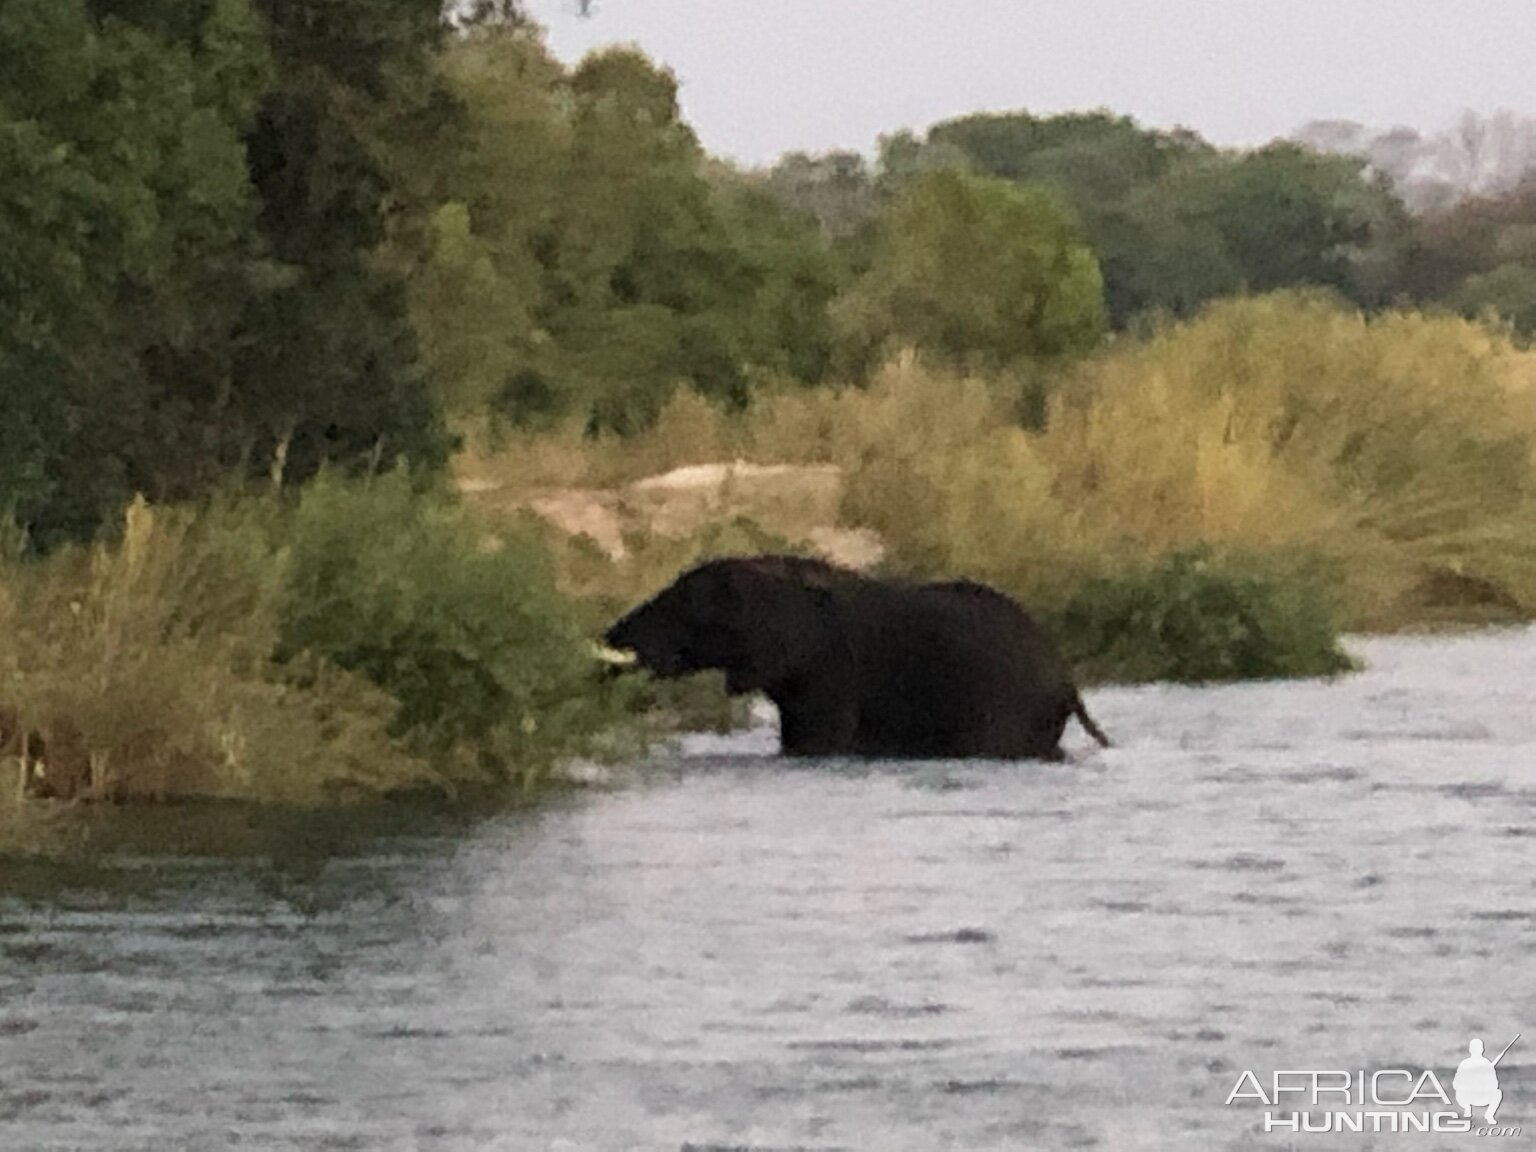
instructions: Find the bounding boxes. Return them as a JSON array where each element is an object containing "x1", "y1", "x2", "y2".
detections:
[{"x1": 589, "y1": 642, "x2": 638, "y2": 667}]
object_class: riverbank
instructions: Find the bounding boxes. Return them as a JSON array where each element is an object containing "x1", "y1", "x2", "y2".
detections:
[
  {"x1": 459, "y1": 296, "x2": 1536, "y2": 684},
  {"x1": 0, "y1": 475, "x2": 739, "y2": 822},
  {"x1": 6, "y1": 295, "x2": 1535, "y2": 830}
]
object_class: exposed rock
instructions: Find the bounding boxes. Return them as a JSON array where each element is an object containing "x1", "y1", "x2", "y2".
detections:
[
  {"x1": 808, "y1": 526, "x2": 886, "y2": 570},
  {"x1": 626, "y1": 460, "x2": 842, "y2": 542},
  {"x1": 463, "y1": 459, "x2": 884, "y2": 570},
  {"x1": 526, "y1": 490, "x2": 628, "y2": 559}
]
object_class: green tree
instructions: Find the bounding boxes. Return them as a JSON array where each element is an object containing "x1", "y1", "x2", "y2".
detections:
[
  {"x1": 417, "y1": 38, "x2": 839, "y2": 435},
  {"x1": 532, "y1": 47, "x2": 749, "y2": 430},
  {"x1": 1451, "y1": 262, "x2": 1536, "y2": 339},
  {"x1": 0, "y1": 0, "x2": 271, "y2": 544},
  {"x1": 833, "y1": 170, "x2": 1106, "y2": 374},
  {"x1": 921, "y1": 110, "x2": 1210, "y2": 324},
  {"x1": 708, "y1": 175, "x2": 841, "y2": 385},
  {"x1": 927, "y1": 110, "x2": 1202, "y2": 203},
  {"x1": 0, "y1": 0, "x2": 455, "y2": 547},
  {"x1": 238, "y1": 0, "x2": 453, "y2": 485},
  {"x1": 1196, "y1": 145, "x2": 1397, "y2": 293},
  {"x1": 397, "y1": 25, "x2": 567, "y2": 415},
  {"x1": 1114, "y1": 143, "x2": 1411, "y2": 322}
]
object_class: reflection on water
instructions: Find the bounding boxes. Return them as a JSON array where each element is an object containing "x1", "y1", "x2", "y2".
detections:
[{"x1": 2, "y1": 630, "x2": 1534, "y2": 1150}]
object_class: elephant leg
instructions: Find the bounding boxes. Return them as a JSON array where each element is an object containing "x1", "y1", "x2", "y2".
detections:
[
  {"x1": 1031, "y1": 700, "x2": 1074, "y2": 761},
  {"x1": 772, "y1": 680, "x2": 858, "y2": 757},
  {"x1": 980, "y1": 689, "x2": 1074, "y2": 760},
  {"x1": 1036, "y1": 742, "x2": 1068, "y2": 763}
]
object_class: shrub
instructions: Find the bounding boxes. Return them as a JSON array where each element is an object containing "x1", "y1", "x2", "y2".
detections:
[
  {"x1": 1053, "y1": 549, "x2": 1356, "y2": 684},
  {"x1": 0, "y1": 474, "x2": 650, "y2": 810},
  {"x1": 275, "y1": 471, "x2": 627, "y2": 792}
]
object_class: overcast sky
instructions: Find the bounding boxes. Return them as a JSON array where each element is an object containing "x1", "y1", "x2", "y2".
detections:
[{"x1": 523, "y1": 0, "x2": 1536, "y2": 167}]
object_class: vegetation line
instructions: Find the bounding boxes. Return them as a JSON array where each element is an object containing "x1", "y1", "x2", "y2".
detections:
[{"x1": 3, "y1": 3, "x2": 1535, "y2": 819}]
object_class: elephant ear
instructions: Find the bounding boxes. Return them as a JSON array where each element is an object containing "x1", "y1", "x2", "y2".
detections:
[{"x1": 722, "y1": 558, "x2": 845, "y2": 689}]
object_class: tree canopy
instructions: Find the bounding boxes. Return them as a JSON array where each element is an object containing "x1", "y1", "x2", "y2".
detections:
[
  {"x1": 6, "y1": 5, "x2": 1535, "y2": 549},
  {"x1": 833, "y1": 170, "x2": 1106, "y2": 373}
]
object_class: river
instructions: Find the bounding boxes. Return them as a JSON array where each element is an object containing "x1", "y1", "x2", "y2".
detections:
[{"x1": 2, "y1": 630, "x2": 1533, "y2": 1150}]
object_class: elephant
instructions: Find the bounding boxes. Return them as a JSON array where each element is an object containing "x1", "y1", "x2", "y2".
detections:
[{"x1": 600, "y1": 554, "x2": 1111, "y2": 760}]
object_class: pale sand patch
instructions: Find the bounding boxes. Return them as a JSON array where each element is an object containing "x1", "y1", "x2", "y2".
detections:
[
  {"x1": 459, "y1": 459, "x2": 884, "y2": 569},
  {"x1": 526, "y1": 490, "x2": 628, "y2": 559},
  {"x1": 808, "y1": 526, "x2": 886, "y2": 571}
]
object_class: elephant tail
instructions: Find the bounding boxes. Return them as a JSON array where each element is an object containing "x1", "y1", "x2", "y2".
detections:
[{"x1": 1072, "y1": 692, "x2": 1112, "y2": 748}]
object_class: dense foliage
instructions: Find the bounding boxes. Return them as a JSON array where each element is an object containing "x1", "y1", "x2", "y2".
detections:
[
  {"x1": 7, "y1": 4, "x2": 1536, "y2": 550},
  {"x1": 1054, "y1": 549, "x2": 1355, "y2": 684},
  {"x1": 0, "y1": 0, "x2": 452, "y2": 549},
  {"x1": 274, "y1": 471, "x2": 621, "y2": 786},
  {"x1": 0, "y1": 476, "x2": 647, "y2": 804},
  {"x1": 5, "y1": 3, "x2": 1536, "y2": 816}
]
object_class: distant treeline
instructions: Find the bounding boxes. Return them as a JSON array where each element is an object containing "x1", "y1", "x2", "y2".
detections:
[
  {"x1": 767, "y1": 110, "x2": 1536, "y2": 336},
  {"x1": 4, "y1": 0, "x2": 1536, "y2": 549}
]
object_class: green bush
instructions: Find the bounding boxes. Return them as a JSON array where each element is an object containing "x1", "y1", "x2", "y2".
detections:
[
  {"x1": 275, "y1": 471, "x2": 629, "y2": 792},
  {"x1": 1054, "y1": 548, "x2": 1356, "y2": 684},
  {"x1": 0, "y1": 471, "x2": 664, "y2": 816},
  {"x1": 832, "y1": 169, "x2": 1106, "y2": 375}
]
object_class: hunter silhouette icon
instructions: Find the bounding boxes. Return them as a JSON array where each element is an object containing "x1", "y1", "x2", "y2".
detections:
[{"x1": 1454, "y1": 1035, "x2": 1519, "y2": 1124}]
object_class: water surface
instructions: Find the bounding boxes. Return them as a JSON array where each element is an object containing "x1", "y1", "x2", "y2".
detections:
[{"x1": 2, "y1": 631, "x2": 1534, "y2": 1150}]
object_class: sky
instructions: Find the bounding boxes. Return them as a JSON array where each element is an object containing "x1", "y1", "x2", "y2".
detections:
[{"x1": 523, "y1": 0, "x2": 1536, "y2": 167}]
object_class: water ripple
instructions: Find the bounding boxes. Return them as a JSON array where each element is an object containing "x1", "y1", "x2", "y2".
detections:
[{"x1": 0, "y1": 629, "x2": 1532, "y2": 1150}]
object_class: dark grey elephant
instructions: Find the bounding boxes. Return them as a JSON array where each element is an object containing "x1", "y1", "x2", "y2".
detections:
[{"x1": 600, "y1": 555, "x2": 1110, "y2": 760}]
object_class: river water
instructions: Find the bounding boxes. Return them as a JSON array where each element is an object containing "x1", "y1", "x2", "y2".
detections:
[{"x1": 1, "y1": 630, "x2": 1533, "y2": 1151}]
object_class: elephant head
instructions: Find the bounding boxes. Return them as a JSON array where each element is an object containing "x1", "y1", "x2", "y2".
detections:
[{"x1": 601, "y1": 555, "x2": 849, "y2": 695}]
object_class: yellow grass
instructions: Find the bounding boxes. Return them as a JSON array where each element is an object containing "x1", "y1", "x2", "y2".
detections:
[
  {"x1": 460, "y1": 292, "x2": 1536, "y2": 630},
  {"x1": 0, "y1": 497, "x2": 433, "y2": 806}
]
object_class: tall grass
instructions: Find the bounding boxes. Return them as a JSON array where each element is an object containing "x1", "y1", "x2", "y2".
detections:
[
  {"x1": 476, "y1": 293, "x2": 1536, "y2": 637},
  {"x1": 0, "y1": 495, "x2": 428, "y2": 805},
  {"x1": 0, "y1": 476, "x2": 646, "y2": 808},
  {"x1": 1031, "y1": 293, "x2": 1536, "y2": 625}
]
